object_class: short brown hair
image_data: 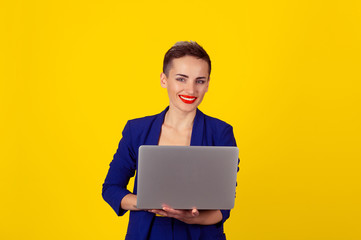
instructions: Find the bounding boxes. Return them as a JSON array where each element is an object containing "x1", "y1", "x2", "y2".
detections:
[{"x1": 163, "y1": 41, "x2": 211, "y2": 76}]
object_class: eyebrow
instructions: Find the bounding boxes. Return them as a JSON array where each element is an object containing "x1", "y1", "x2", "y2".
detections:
[
  {"x1": 176, "y1": 74, "x2": 189, "y2": 78},
  {"x1": 176, "y1": 74, "x2": 207, "y2": 80}
]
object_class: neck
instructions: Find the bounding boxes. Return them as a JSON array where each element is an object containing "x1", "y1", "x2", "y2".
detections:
[{"x1": 164, "y1": 106, "x2": 197, "y2": 130}]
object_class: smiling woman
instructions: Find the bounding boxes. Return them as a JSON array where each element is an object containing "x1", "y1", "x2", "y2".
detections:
[
  {"x1": 160, "y1": 55, "x2": 210, "y2": 113},
  {"x1": 102, "y1": 41, "x2": 238, "y2": 240}
]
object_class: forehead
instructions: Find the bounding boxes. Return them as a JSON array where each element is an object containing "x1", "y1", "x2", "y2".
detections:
[{"x1": 169, "y1": 56, "x2": 209, "y2": 76}]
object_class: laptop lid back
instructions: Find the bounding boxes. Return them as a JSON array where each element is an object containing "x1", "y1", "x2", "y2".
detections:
[{"x1": 136, "y1": 145, "x2": 239, "y2": 210}]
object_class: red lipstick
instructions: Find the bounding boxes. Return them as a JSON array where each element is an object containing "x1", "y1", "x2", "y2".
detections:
[{"x1": 179, "y1": 95, "x2": 197, "y2": 104}]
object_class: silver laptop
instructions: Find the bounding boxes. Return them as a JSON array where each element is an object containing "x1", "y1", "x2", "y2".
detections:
[{"x1": 136, "y1": 145, "x2": 239, "y2": 210}]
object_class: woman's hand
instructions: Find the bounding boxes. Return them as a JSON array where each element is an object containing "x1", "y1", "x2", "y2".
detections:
[
  {"x1": 148, "y1": 205, "x2": 222, "y2": 225},
  {"x1": 149, "y1": 205, "x2": 199, "y2": 224}
]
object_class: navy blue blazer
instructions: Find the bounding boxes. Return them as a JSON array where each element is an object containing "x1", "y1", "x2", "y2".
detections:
[{"x1": 102, "y1": 107, "x2": 238, "y2": 240}]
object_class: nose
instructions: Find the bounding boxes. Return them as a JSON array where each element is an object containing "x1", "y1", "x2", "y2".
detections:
[{"x1": 185, "y1": 81, "x2": 195, "y2": 95}]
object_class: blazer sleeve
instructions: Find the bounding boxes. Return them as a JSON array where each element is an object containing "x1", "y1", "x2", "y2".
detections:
[
  {"x1": 102, "y1": 121, "x2": 137, "y2": 216},
  {"x1": 217, "y1": 124, "x2": 238, "y2": 224}
]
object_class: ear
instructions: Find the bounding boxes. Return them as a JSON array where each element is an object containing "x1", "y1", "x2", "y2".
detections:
[{"x1": 160, "y1": 72, "x2": 167, "y2": 88}]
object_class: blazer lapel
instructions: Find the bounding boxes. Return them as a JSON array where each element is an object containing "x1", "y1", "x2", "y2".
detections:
[
  {"x1": 190, "y1": 108, "x2": 205, "y2": 146},
  {"x1": 144, "y1": 107, "x2": 168, "y2": 145}
]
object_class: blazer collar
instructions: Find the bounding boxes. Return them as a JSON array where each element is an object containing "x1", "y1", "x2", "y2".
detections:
[
  {"x1": 190, "y1": 108, "x2": 205, "y2": 146},
  {"x1": 148, "y1": 106, "x2": 205, "y2": 146}
]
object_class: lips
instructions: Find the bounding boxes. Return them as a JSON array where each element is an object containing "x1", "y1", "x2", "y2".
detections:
[{"x1": 179, "y1": 95, "x2": 197, "y2": 104}]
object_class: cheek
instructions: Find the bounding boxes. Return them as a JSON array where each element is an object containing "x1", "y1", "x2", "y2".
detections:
[
  {"x1": 199, "y1": 86, "x2": 208, "y2": 94},
  {"x1": 170, "y1": 84, "x2": 181, "y2": 94},
  {"x1": 167, "y1": 85, "x2": 179, "y2": 97}
]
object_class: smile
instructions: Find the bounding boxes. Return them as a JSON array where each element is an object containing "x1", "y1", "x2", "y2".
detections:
[{"x1": 179, "y1": 95, "x2": 197, "y2": 104}]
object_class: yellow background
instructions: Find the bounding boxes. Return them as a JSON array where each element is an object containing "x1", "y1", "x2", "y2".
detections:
[{"x1": 1, "y1": 0, "x2": 360, "y2": 239}]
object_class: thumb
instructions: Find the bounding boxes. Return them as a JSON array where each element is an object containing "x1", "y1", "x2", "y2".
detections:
[{"x1": 191, "y1": 208, "x2": 199, "y2": 217}]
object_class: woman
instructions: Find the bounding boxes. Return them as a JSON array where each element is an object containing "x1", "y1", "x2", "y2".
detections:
[{"x1": 102, "y1": 41, "x2": 238, "y2": 240}]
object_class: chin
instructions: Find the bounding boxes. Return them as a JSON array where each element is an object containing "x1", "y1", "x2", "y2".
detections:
[
  {"x1": 169, "y1": 98, "x2": 203, "y2": 113},
  {"x1": 178, "y1": 103, "x2": 200, "y2": 113}
]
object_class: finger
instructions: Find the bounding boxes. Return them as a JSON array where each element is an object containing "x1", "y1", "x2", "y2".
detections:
[
  {"x1": 149, "y1": 209, "x2": 168, "y2": 216},
  {"x1": 163, "y1": 207, "x2": 186, "y2": 215},
  {"x1": 161, "y1": 204, "x2": 171, "y2": 208},
  {"x1": 163, "y1": 207, "x2": 197, "y2": 219},
  {"x1": 161, "y1": 205, "x2": 177, "y2": 213},
  {"x1": 191, "y1": 208, "x2": 199, "y2": 217}
]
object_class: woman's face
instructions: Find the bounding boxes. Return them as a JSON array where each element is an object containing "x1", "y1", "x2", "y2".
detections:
[{"x1": 160, "y1": 55, "x2": 210, "y2": 114}]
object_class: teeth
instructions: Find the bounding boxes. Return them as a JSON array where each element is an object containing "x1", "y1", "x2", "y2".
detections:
[{"x1": 180, "y1": 95, "x2": 196, "y2": 101}]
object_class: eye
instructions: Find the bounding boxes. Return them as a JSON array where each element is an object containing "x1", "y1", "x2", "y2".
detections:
[
  {"x1": 196, "y1": 80, "x2": 206, "y2": 84},
  {"x1": 176, "y1": 78, "x2": 185, "y2": 82}
]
